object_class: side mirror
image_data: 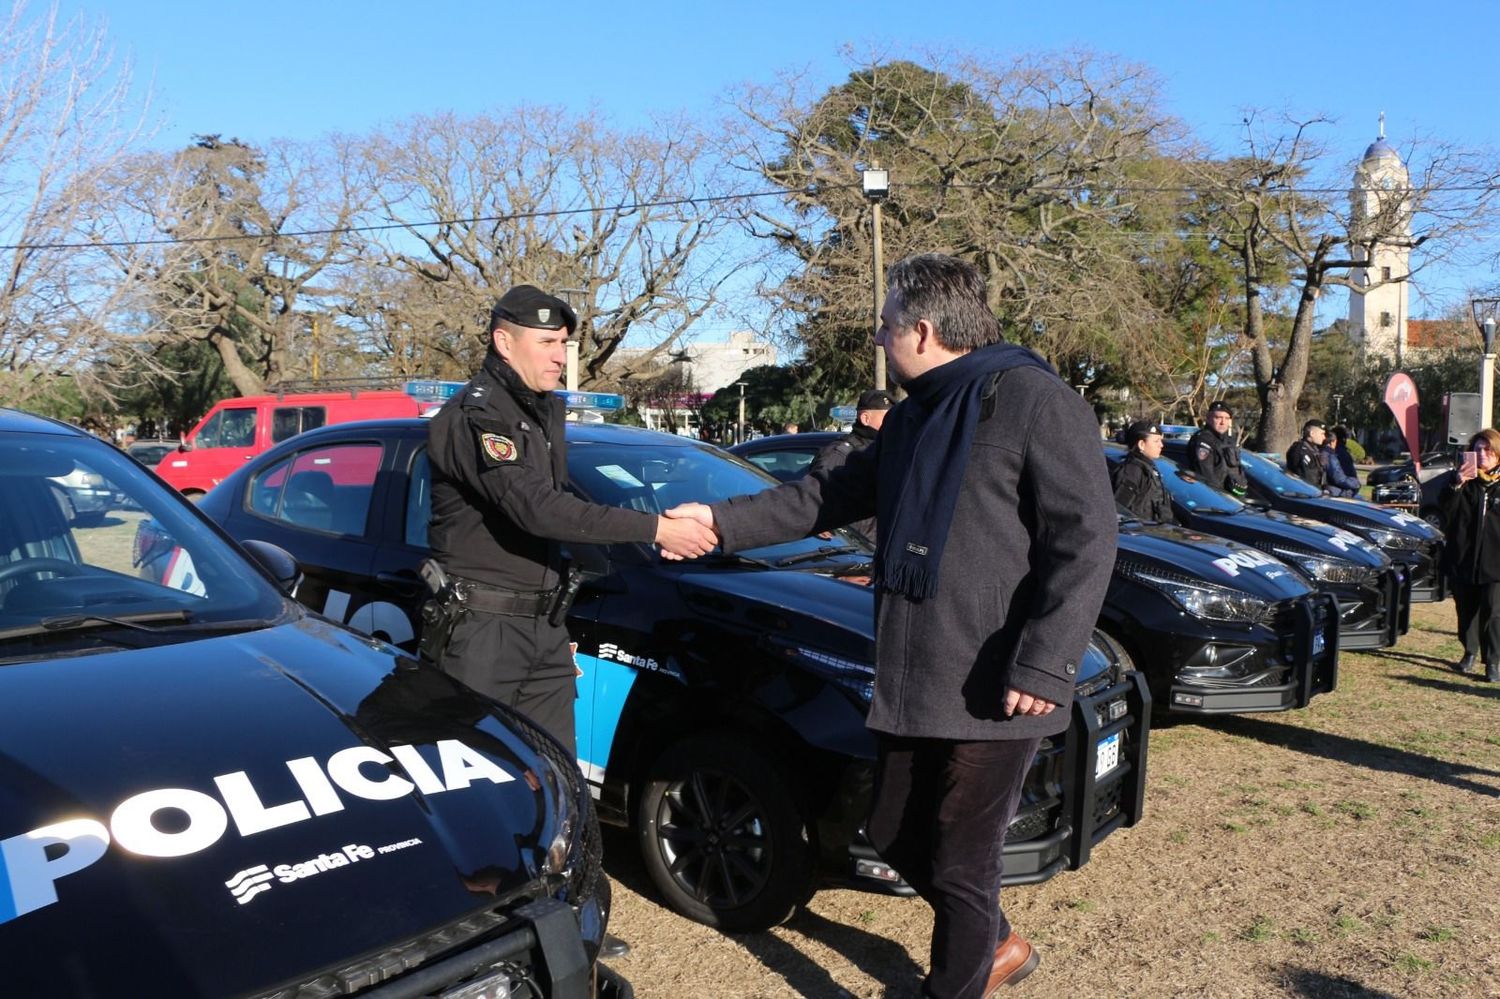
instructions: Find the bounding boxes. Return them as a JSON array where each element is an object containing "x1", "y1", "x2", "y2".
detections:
[
  {"x1": 241, "y1": 539, "x2": 301, "y2": 594},
  {"x1": 177, "y1": 440, "x2": 192, "y2": 452},
  {"x1": 567, "y1": 542, "x2": 613, "y2": 580}
]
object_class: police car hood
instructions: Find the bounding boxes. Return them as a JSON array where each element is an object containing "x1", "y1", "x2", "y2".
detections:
[
  {"x1": 1260, "y1": 493, "x2": 1441, "y2": 541},
  {"x1": 1119, "y1": 521, "x2": 1313, "y2": 600},
  {"x1": 0, "y1": 616, "x2": 574, "y2": 997},
  {"x1": 677, "y1": 567, "x2": 876, "y2": 664},
  {"x1": 1188, "y1": 506, "x2": 1391, "y2": 568}
]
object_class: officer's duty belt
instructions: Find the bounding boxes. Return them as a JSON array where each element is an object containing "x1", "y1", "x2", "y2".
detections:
[{"x1": 453, "y1": 578, "x2": 553, "y2": 617}]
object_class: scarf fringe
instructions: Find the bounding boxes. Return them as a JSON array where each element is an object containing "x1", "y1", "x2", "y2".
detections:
[{"x1": 877, "y1": 561, "x2": 939, "y2": 600}]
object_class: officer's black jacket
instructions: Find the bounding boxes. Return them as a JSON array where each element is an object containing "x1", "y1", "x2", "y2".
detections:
[
  {"x1": 1111, "y1": 449, "x2": 1175, "y2": 524},
  {"x1": 1286, "y1": 438, "x2": 1327, "y2": 490},
  {"x1": 427, "y1": 352, "x2": 656, "y2": 592},
  {"x1": 807, "y1": 422, "x2": 878, "y2": 539},
  {"x1": 1186, "y1": 426, "x2": 1248, "y2": 493}
]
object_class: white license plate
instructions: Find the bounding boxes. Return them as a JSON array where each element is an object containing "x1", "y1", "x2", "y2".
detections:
[
  {"x1": 1312, "y1": 628, "x2": 1326, "y2": 655},
  {"x1": 1095, "y1": 731, "x2": 1121, "y2": 779}
]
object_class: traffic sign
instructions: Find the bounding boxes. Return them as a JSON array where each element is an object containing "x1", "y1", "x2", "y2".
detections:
[
  {"x1": 403, "y1": 380, "x2": 465, "y2": 402},
  {"x1": 830, "y1": 405, "x2": 857, "y2": 421}
]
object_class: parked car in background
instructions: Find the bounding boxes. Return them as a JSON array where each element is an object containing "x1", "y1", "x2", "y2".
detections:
[
  {"x1": 1162, "y1": 441, "x2": 1447, "y2": 603},
  {"x1": 125, "y1": 438, "x2": 181, "y2": 467},
  {"x1": 1103, "y1": 444, "x2": 1409, "y2": 651},
  {"x1": 47, "y1": 463, "x2": 114, "y2": 526},
  {"x1": 731, "y1": 432, "x2": 1339, "y2": 718},
  {"x1": 0, "y1": 409, "x2": 625, "y2": 999},
  {"x1": 197, "y1": 418, "x2": 1152, "y2": 931}
]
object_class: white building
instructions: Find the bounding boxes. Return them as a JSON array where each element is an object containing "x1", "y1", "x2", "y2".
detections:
[
  {"x1": 611, "y1": 330, "x2": 778, "y2": 435},
  {"x1": 1347, "y1": 126, "x2": 1413, "y2": 363}
]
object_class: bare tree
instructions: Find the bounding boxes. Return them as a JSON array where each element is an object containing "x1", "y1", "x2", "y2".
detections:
[
  {"x1": 0, "y1": 0, "x2": 152, "y2": 408},
  {"x1": 345, "y1": 107, "x2": 740, "y2": 385},
  {"x1": 1196, "y1": 115, "x2": 1500, "y2": 450}
]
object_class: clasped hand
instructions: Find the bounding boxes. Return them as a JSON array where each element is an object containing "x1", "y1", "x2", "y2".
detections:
[{"x1": 654, "y1": 502, "x2": 721, "y2": 560}]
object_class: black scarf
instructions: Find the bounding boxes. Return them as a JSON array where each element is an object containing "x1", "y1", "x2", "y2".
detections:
[{"x1": 875, "y1": 342, "x2": 1054, "y2": 599}]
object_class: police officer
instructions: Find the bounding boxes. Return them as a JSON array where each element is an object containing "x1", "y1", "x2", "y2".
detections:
[
  {"x1": 1112, "y1": 420, "x2": 1175, "y2": 523},
  {"x1": 1187, "y1": 401, "x2": 1248, "y2": 495},
  {"x1": 1286, "y1": 419, "x2": 1329, "y2": 491},
  {"x1": 426, "y1": 285, "x2": 717, "y2": 754},
  {"x1": 807, "y1": 388, "x2": 895, "y2": 538}
]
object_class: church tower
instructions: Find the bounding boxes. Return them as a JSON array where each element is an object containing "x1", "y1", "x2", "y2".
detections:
[{"x1": 1347, "y1": 117, "x2": 1412, "y2": 362}]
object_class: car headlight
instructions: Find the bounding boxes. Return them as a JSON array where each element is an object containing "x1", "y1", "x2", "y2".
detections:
[
  {"x1": 541, "y1": 764, "x2": 578, "y2": 878},
  {"x1": 1362, "y1": 527, "x2": 1422, "y2": 551},
  {"x1": 1272, "y1": 547, "x2": 1369, "y2": 584},
  {"x1": 1117, "y1": 560, "x2": 1269, "y2": 623},
  {"x1": 794, "y1": 646, "x2": 875, "y2": 702}
]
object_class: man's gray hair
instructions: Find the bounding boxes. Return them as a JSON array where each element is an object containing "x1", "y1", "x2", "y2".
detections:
[{"x1": 885, "y1": 254, "x2": 1003, "y2": 352}]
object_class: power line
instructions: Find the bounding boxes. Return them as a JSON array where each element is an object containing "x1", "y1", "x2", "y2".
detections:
[{"x1": 4, "y1": 178, "x2": 1497, "y2": 253}]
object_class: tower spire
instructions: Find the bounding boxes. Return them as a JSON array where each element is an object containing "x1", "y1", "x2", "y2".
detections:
[{"x1": 1378, "y1": 111, "x2": 1385, "y2": 139}]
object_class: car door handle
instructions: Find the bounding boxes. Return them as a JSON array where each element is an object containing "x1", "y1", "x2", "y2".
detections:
[{"x1": 376, "y1": 571, "x2": 424, "y2": 595}]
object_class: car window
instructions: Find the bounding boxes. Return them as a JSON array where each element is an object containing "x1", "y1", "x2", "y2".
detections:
[
  {"x1": 0, "y1": 433, "x2": 286, "y2": 661},
  {"x1": 744, "y1": 449, "x2": 818, "y2": 482},
  {"x1": 248, "y1": 443, "x2": 383, "y2": 535},
  {"x1": 271, "y1": 406, "x2": 328, "y2": 444},
  {"x1": 405, "y1": 449, "x2": 430, "y2": 547},
  {"x1": 198, "y1": 407, "x2": 256, "y2": 449}
]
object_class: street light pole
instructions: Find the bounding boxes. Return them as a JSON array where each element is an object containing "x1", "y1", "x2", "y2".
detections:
[
  {"x1": 863, "y1": 167, "x2": 890, "y2": 391},
  {"x1": 735, "y1": 381, "x2": 747, "y2": 444},
  {"x1": 555, "y1": 286, "x2": 587, "y2": 391},
  {"x1": 1333, "y1": 393, "x2": 1343, "y2": 424},
  {"x1": 1472, "y1": 299, "x2": 1500, "y2": 431}
]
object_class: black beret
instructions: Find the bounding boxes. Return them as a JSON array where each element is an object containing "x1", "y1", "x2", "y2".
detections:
[
  {"x1": 856, "y1": 389, "x2": 896, "y2": 411},
  {"x1": 1207, "y1": 401, "x2": 1234, "y2": 418},
  {"x1": 1126, "y1": 420, "x2": 1162, "y2": 443},
  {"x1": 489, "y1": 285, "x2": 578, "y2": 335},
  {"x1": 1303, "y1": 419, "x2": 1326, "y2": 433}
]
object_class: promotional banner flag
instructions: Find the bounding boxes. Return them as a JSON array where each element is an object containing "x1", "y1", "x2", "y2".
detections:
[{"x1": 1383, "y1": 373, "x2": 1421, "y2": 473}]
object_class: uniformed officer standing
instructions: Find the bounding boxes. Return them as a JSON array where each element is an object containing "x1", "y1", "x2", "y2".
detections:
[
  {"x1": 807, "y1": 388, "x2": 895, "y2": 539},
  {"x1": 426, "y1": 286, "x2": 717, "y2": 754},
  {"x1": 1286, "y1": 419, "x2": 1329, "y2": 491},
  {"x1": 1187, "y1": 402, "x2": 1248, "y2": 495},
  {"x1": 1112, "y1": 420, "x2": 1175, "y2": 524}
]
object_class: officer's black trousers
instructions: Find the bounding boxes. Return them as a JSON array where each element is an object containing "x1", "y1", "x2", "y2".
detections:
[
  {"x1": 441, "y1": 609, "x2": 577, "y2": 754},
  {"x1": 866, "y1": 734, "x2": 1042, "y2": 999},
  {"x1": 1451, "y1": 579, "x2": 1500, "y2": 667}
]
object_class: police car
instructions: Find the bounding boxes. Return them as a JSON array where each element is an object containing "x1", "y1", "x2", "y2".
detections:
[
  {"x1": 732, "y1": 433, "x2": 1339, "y2": 716},
  {"x1": 0, "y1": 410, "x2": 623, "y2": 998},
  {"x1": 197, "y1": 419, "x2": 1151, "y2": 932}
]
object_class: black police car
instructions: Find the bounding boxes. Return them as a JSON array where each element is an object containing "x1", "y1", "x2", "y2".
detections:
[
  {"x1": 197, "y1": 419, "x2": 1150, "y2": 932},
  {"x1": 1163, "y1": 441, "x2": 1446, "y2": 603},
  {"x1": 1103, "y1": 443, "x2": 1408, "y2": 651},
  {"x1": 732, "y1": 433, "x2": 1338, "y2": 717},
  {"x1": 0, "y1": 410, "x2": 624, "y2": 998}
]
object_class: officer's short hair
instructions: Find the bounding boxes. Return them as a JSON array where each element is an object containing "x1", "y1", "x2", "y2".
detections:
[
  {"x1": 1302, "y1": 419, "x2": 1326, "y2": 436},
  {"x1": 884, "y1": 255, "x2": 1002, "y2": 352},
  {"x1": 1125, "y1": 420, "x2": 1162, "y2": 447}
]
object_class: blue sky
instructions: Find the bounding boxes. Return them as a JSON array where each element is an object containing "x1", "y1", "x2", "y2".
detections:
[{"x1": 55, "y1": 0, "x2": 1500, "y2": 319}]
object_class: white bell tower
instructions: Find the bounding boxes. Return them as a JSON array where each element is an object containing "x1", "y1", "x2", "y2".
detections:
[{"x1": 1348, "y1": 115, "x2": 1412, "y2": 362}]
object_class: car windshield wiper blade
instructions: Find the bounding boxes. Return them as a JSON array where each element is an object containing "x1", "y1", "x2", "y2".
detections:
[
  {"x1": 696, "y1": 551, "x2": 775, "y2": 569},
  {"x1": 774, "y1": 544, "x2": 863, "y2": 567},
  {"x1": 0, "y1": 610, "x2": 193, "y2": 642}
]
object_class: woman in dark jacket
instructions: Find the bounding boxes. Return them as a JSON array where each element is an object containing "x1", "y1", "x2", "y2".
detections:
[
  {"x1": 1323, "y1": 426, "x2": 1362, "y2": 498},
  {"x1": 1440, "y1": 427, "x2": 1500, "y2": 681}
]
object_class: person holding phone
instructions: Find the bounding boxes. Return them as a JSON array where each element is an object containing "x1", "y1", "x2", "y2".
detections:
[{"x1": 1440, "y1": 428, "x2": 1500, "y2": 680}]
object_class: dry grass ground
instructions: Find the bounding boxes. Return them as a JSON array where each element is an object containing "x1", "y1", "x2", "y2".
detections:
[{"x1": 604, "y1": 600, "x2": 1500, "y2": 998}]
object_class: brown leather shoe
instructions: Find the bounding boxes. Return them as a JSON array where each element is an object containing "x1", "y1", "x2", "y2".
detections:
[{"x1": 984, "y1": 930, "x2": 1040, "y2": 994}]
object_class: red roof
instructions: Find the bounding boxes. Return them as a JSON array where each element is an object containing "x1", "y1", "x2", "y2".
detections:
[{"x1": 1407, "y1": 318, "x2": 1471, "y2": 351}]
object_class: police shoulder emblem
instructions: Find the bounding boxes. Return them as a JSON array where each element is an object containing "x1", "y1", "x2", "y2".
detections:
[{"x1": 481, "y1": 432, "x2": 518, "y2": 463}]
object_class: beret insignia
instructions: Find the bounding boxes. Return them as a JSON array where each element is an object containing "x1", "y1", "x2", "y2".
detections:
[{"x1": 481, "y1": 432, "x2": 518, "y2": 463}]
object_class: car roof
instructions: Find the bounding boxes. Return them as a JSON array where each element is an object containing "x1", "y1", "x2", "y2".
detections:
[{"x1": 0, "y1": 408, "x2": 94, "y2": 437}]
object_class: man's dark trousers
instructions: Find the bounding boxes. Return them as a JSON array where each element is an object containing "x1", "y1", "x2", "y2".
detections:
[
  {"x1": 867, "y1": 734, "x2": 1043, "y2": 998},
  {"x1": 443, "y1": 609, "x2": 577, "y2": 753}
]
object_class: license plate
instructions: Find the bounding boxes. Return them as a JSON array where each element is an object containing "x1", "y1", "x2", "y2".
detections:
[
  {"x1": 1095, "y1": 731, "x2": 1121, "y2": 779},
  {"x1": 1312, "y1": 628, "x2": 1326, "y2": 655},
  {"x1": 439, "y1": 969, "x2": 513, "y2": 999}
]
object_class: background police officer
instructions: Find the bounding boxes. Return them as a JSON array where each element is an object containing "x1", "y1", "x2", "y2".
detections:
[
  {"x1": 1112, "y1": 420, "x2": 1175, "y2": 523},
  {"x1": 1287, "y1": 419, "x2": 1329, "y2": 491},
  {"x1": 807, "y1": 388, "x2": 895, "y2": 538},
  {"x1": 1187, "y1": 401, "x2": 1248, "y2": 495},
  {"x1": 426, "y1": 285, "x2": 717, "y2": 754}
]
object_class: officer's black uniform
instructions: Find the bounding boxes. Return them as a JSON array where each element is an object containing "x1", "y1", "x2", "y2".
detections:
[
  {"x1": 807, "y1": 389, "x2": 893, "y2": 540},
  {"x1": 427, "y1": 289, "x2": 656, "y2": 754},
  {"x1": 1286, "y1": 437, "x2": 1327, "y2": 490},
  {"x1": 1187, "y1": 424, "x2": 1248, "y2": 495},
  {"x1": 1112, "y1": 443, "x2": 1174, "y2": 524}
]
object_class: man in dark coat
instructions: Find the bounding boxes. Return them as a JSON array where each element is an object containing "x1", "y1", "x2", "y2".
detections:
[
  {"x1": 427, "y1": 286, "x2": 717, "y2": 752},
  {"x1": 1286, "y1": 419, "x2": 1329, "y2": 491},
  {"x1": 806, "y1": 388, "x2": 895, "y2": 539},
  {"x1": 1112, "y1": 420, "x2": 1175, "y2": 523},
  {"x1": 663, "y1": 255, "x2": 1117, "y2": 996},
  {"x1": 1187, "y1": 401, "x2": 1248, "y2": 495}
]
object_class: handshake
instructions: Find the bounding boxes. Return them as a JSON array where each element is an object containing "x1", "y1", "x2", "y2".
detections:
[{"x1": 654, "y1": 503, "x2": 721, "y2": 560}]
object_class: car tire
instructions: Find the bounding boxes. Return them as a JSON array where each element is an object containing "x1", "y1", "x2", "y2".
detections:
[
  {"x1": 1421, "y1": 508, "x2": 1442, "y2": 530},
  {"x1": 635, "y1": 734, "x2": 814, "y2": 932}
]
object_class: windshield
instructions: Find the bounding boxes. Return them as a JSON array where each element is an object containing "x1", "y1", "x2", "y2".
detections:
[
  {"x1": 567, "y1": 439, "x2": 871, "y2": 562},
  {"x1": 0, "y1": 431, "x2": 288, "y2": 661},
  {"x1": 1240, "y1": 449, "x2": 1324, "y2": 498},
  {"x1": 1154, "y1": 457, "x2": 1243, "y2": 514}
]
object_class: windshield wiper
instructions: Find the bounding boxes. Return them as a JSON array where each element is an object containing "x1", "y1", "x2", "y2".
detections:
[
  {"x1": 775, "y1": 544, "x2": 863, "y2": 567},
  {"x1": 0, "y1": 610, "x2": 193, "y2": 643},
  {"x1": 695, "y1": 551, "x2": 775, "y2": 569}
]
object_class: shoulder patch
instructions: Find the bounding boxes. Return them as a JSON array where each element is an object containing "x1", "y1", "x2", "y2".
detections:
[
  {"x1": 480, "y1": 432, "x2": 519, "y2": 464},
  {"x1": 1196, "y1": 442, "x2": 1212, "y2": 462}
]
